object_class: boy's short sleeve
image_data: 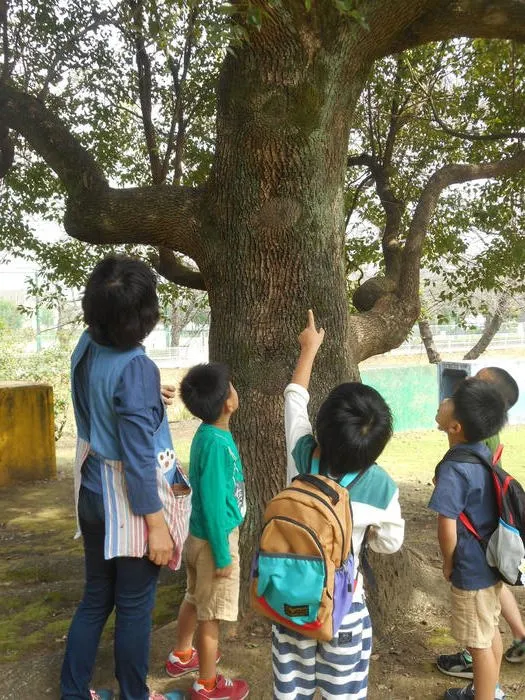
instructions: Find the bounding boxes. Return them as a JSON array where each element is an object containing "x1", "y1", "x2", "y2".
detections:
[
  {"x1": 291, "y1": 434, "x2": 316, "y2": 475},
  {"x1": 428, "y1": 462, "x2": 469, "y2": 519}
]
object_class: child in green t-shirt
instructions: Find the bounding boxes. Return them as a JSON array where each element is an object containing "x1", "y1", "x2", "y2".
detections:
[{"x1": 165, "y1": 363, "x2": 249, "y2": 700}]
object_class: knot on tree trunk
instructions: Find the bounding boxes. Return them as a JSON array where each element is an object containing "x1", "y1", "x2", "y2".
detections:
[{"x1": 352, "y1": 275, "x2": 397, "y2": 312}]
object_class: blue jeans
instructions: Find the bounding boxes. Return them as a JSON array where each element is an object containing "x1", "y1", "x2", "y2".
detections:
[{"x1": 60, "y1": 486, "x2": 160, "y2": 700}]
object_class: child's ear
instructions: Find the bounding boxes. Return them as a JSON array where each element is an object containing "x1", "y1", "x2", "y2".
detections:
[
  {"x1": 224, "y1": 392, "x2": 235, "y2": 415},
  {"x1": 448, "y1": 419, "x2": 463, "y2": 437}
]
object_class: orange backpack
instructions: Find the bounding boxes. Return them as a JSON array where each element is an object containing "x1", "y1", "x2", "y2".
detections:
[{"x1": 250, "y1": 471, "x2": 356, "y2": 641}]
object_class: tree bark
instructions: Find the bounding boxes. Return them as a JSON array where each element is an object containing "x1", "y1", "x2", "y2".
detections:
[
  {"x1": 203, "y1": 17, "x2": 370, "y2": 604},
  {"x1": 418, "y1": 319, "x2": 442, "y2": 364},
  {"x1": 463, "y1": 295, "x2": 510, "y2": 360},
  {"x1": 170, "y1": 306, "x2": 184, "y2": 347}
]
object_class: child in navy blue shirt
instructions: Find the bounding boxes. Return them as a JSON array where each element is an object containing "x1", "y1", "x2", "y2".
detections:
[{"x1": 429, "y1": 379, "x2": 508, "y2": 700}]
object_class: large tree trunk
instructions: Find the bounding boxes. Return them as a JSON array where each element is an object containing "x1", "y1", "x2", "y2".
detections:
[{"x1": 200, "y1": 30, "x2": 368, "y2": 606}]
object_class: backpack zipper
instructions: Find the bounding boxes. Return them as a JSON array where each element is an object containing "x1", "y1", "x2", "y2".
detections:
[
  {"x1": 261, "y1": 515, "x2": 327, "y2": 586},
  {"x1": 285, "y1": 486, "x2": 346, "y2": 560}
]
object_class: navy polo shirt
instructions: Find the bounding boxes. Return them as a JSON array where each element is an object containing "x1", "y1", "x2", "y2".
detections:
[{"x1": 429, "y1": 442, "x2": 499, "y2": 590}]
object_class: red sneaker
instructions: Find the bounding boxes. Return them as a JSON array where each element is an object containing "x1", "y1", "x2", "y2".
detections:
[
  {"x1": 166, "y1": 648, "x2": 200, "y2": 677},
  {"x1": 166, "y1": 648, "x2": 222, "y2": 678},
  {"x1": 190, "y1": 675, "x2": 249, "y2": 700}
]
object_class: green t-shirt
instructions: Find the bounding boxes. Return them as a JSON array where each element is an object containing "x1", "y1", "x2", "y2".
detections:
[
  {"x1": 484, "y1": 433, "x2": 501, "y2": 461},
  {"x1": 188, "y1": 423, "x2": 246, "y2": 567}
]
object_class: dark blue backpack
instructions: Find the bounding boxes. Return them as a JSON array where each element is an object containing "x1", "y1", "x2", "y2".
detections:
[{"x1": 439, "y1": 446, "x2": 525, "y2": 586}]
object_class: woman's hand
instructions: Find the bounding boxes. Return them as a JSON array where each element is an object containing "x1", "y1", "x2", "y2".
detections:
[{"x1": 145, "y1": 510, "x2": 174, "y2": 566}]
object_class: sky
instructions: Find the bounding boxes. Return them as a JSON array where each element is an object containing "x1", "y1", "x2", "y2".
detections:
[{"x1": 0, "y1": 220, "x2": 62, "y2": 293}]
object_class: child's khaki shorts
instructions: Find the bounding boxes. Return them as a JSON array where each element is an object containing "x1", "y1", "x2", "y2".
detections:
[
  {"x1": 450, "y1": 582, "x2": 503, "y2": 649},
  {"x1": 183, "y1": 528, "x2": 240, "y2": 621}
]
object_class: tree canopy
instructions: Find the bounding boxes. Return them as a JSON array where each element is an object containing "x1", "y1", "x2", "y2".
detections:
[
  {"x1": 1, "y1": 2, "x2": 524, "y2": 336},
  {"x1": 346, "y1": 39, "x2": 525, "y2": 321}
]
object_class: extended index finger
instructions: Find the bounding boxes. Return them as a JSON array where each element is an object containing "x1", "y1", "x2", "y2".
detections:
[{"x1": 307, "y1": 308, "x2": 316, "y2": 328}]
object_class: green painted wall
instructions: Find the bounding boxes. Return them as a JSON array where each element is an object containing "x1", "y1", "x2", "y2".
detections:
[{"x1": 360, "y1": 365, "x2": 438, "y2": 432}]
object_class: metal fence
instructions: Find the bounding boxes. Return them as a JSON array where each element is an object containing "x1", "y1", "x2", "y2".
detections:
[
  {"x1": 390, "y1": 323, "x2": 525, "y2": 356},
  {"x1": 147, "y1": 323, "x2": 525, "y2": 367}
]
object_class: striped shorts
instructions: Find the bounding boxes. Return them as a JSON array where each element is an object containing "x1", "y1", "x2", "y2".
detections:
[{"x1": 272, "y1": 601, "x2": 372, "y2": 699}]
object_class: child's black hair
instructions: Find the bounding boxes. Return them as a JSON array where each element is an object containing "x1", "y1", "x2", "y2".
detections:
[
  {"x1": 482, "y1": 367, "x2": 519, "y2": 409},
  {"x1": 82, "y1": 255, "x2": 159, "y2": 349},
  {"x1": 180, "y1": 363, "x2": 231, "y2": 423},
  {"x1": 315, "y1": 382, "x2": 393, "y2": 477},
  {"x1": 452, "y1": 378, "x2": 508, "y2": 442}
]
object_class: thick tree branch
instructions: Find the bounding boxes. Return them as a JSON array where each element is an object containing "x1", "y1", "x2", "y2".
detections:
[
  {"x1": 351, "y1": 149, "x2": 525, "y2": 361},
  {"x1": 0, "y1": 82, "x2": 107, "y2": 194},
  {"x1": 419, "y1": 319, "x2": 442, "y2": 363},
  {"x1": 463, "y1": 294, "x2": 510, "y2": 359},
  {"x1": 152, "y1": 247, "x2": 207, "y2": 290},
  {"x1": 347, "y1": 152, "x2": 405, "y2": 279},
  {"x1": 351, "y1": 294, "x2": 419, "y2": 362},
  {"x1": 398, "y1": 149, "x2": 525, "y2": 303},
  {"x1": 0, "y1": 82, "x2": 206, "y2": 258},
  {"x1": 381, "y1": 0, "x2": 525, "y2": 57},
  {"x1": 64, "y1": 184, "x2": 205, "y2": 257}
]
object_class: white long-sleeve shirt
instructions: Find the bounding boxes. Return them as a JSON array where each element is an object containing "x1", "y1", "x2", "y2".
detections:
[{"x1": 284, "y1": 382, "x2": 405, "y2": 602}]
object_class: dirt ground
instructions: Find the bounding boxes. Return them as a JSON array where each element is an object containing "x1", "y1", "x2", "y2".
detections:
[{"x1": 2, "y1": 424, "x2": 525, "y2": 699}]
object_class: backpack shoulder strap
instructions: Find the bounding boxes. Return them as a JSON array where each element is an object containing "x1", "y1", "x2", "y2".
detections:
[
  {"x1": 309, "y1": 459, "x2": 320, "y2": 475},
  {"x1": 459, "y1": 512, "x2": 482, "y2": 540},
  {"x1": 293, "y1": 473, "x2": 342, "y2": 505},
  {"x1": 442, "y1": 446, "x2": 495, "y2": 471},
  {"x1": 444, "y1": 446, "x2": 496, "y2": 543}
]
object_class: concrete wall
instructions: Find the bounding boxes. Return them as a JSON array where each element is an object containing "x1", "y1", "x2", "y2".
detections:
[
  {"x1": 0, "y1": 382, "x2": 56, "y2": 487},
  {"x1": 362, "y1": 359, "x2": 525, "y2": 432},
  {"x1": 439, "y1": 358, "x2": 525, "y2": 426},
  {"x1": 361, "y1": 365, "x2": 439, "y2": 432}
]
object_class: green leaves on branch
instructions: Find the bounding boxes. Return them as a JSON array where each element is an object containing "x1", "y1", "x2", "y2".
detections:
[
  {"x1": 333, "y1": 0, "x2": 368, "y2": 28},
  {"x1": 345, "y1": 39, "x2": 525, "y2": 321}
]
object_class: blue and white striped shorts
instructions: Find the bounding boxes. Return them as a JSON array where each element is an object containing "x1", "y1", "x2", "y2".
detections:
[{"x1": 272, "y1": 601, "x2": 372, "y2": 699}]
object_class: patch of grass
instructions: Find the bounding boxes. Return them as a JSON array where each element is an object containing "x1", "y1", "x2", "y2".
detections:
[
  {"x1": 428, "y1": 627, "x2": 456, "y2": 648},
  {"x1": 0, "y1": 597, "x2": 70, "y2": 661},
  {"x1": 154, "y1": 576, "x2": 186, "y2": 627},
  {"x1": 175, "y1": 441, "x2": 191, "y2": 470},
  {"x1": 380, "y1": 425, "x2": 525, "y2": 484}
]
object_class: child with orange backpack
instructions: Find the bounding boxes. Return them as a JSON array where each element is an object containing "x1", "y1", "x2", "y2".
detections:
[{"x1": 265, "y1": 310, "x2": 405, "y2": 699}]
